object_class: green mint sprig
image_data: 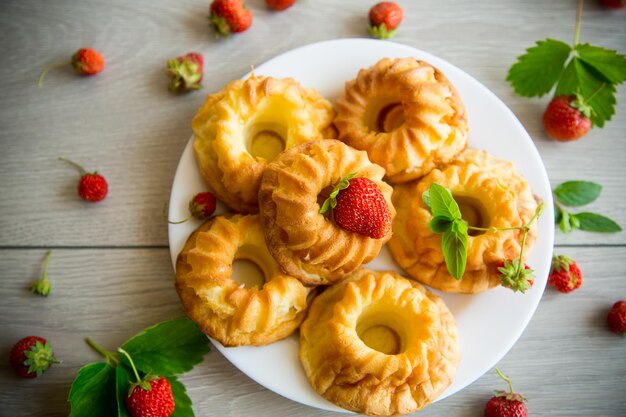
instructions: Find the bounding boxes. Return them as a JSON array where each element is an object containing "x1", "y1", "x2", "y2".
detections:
[
  {"x1": 553, "y1": 180, "x2": 621, "y2": 233},
  {"x1": 68, "y1": 317, "x2": 210, "y2": 417},
  {"x1": 506, "y1": 0, "x2": 626, "y2": 128},
  {"x1": 422, "y1": 183, "x2": 544, "y2": 286}
]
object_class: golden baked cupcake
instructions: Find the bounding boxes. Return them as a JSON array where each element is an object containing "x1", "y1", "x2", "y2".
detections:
[
  {"x1": 258, "y1": 139, "x2": 395, "y2": 286},
  {"x1": 175, "y1": 214, "x2": 312, "y2": 346},
  {"x1": 192, "y1": 75, "x2": 336, "y2": 213},
  {"x1": 300, "y1": 269, "x2": 460, "y2": 417},
  {"x1": 388, "y1": 150, "x2": 539, "y2": 293},
  {"x1": 334, "y1": 57, "x2": 468, "y2": 183}
]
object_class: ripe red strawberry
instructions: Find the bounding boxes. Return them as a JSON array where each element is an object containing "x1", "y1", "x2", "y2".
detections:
[
  {"x1": 542, "y1": 95, "x2": 591, "y2": 141},
  {"x1": 600, "y1": 0, "x2": 625, "y2": 9},
  {"x1": 497, "y1": 260, "x2": 534, "y2": 293},
  {"x1": 168, "y1": 192, "x2": 217, "y2": 224},
  {"x1": 210, "y1": 0, "x2": 253, "y2": 36},
  {"x1": 10, "y1": 336, "x2": 59, "y2": 378},
  {"x1": 266, "y1": 0, "x2": 296, "y2": 11},
  {"x1": 321, "y1": 175, "x2": 391, "y2": 239},
  {"x1": 37, "y1": 47, "x2": 105, "y2": 87},
  {"x1": 59, "y1": 157, "x2": 108, "y2": 202},
  {"x1": 125, "y1": 376, "x2": 175, "y2": 417},
  {"x1": 484, "y1": 369, "x2": 528, "y2": 417},
  {"x1": 71, "y1": 48, "x2": 105, "y2": 76},
  {"x1": 368, "y1": 2, "x2": 403, "y2": 39},
  {"x1": 548, "y1": 254, "x2": 582, "y2": 293},
  {"x1": 167, "y1": 52, "x2": 203, "y2": 92},
  {"x1": 607, "y1": 300, "x2": 626, "y2": 334}
]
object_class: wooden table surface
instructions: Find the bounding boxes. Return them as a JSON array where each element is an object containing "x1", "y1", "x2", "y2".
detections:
[{"x1": 1, "y1": 0, "x2": 625, "y2": 416}]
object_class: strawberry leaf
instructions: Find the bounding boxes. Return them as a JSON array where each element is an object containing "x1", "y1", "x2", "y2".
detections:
[
  {"x1": 168, "y1": 376, "x2": 195, "y2": 417},
  {"x1": 120, "y1": 317, "x2": 210, "y2": 377},
  {"x1": 68, "y1": 362, "x2": 117, "y2": 417},
  {"x1": 555, "y1": 57, "x2": 617, "y2": 127},
  {"x1": 115, "y1": 365, "x2": 133, "y2": 417},
  {"x1": 554, "y1": 181, "x2": 602, "y2": 206},
  {"x1": 576, "y1": 44, "x2": 626, "y2": 85},
  {"x1": 506, "y1": 39, "x2": 572, "y2": 97}
]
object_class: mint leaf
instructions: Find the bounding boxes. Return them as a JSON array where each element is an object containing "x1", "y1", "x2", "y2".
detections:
[
  {"x1": 68, "y1": 362, "x2": 117, "y2": 417},
  {"x1": 441, "y1": 220, "x2": 468, "y2": 280},
  {"x1": 168, "y1": 376, "x2": 195, "y2": 417},
  {"x1": 120, "y1": 317, "x2": 210, "y2": 377},
  {"x1": 554, "y1": 181, "x2": 602, "y2": 206},
  {"x1": 576, "y1": 44, "x2": 626, "y2": 85},
  {"x1": 428, "y1": 183, "x2": 462, "y2": 220},
  {"x1": 422, "y1": 189, "x2": 431, "y2": 209},
  {"x1": 429, "y1": 215, "x2": 454, "y2": 233},
  {"x1": 116, "y1": 366, "x2": 132, "y2": 417},
  {"x1": 507, "y1": 39, "x2": 572, "y2": 97},
  {"x1": 555, "y1": 57, "x2": 617, "y2": 127},
  {"x1": 575, "y1": 212, "x2": 622, "y2": 233}
]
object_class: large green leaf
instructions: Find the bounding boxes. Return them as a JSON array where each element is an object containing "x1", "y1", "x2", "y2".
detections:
[
  {"x1": 68, "y1": 362, "x2": 117, "y2": 417},
  {"x1": 576, "y1": 43, "x2": 626, "y2": 84}
]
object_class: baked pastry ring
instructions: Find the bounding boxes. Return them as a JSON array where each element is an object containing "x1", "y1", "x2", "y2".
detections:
[
  {"x1": 259, "y1": 139, "x2": 395, "y2": 286},
  {"x1": 300, "y1": 269, "x2": 460, "y2": 417},
  {"x1": 334, "y1": 57, "x2": 468, "y2": 183},
  {"x1": 175, "y1": 214, "x2": 311, "y2": 346},
  {"x1": 388, "y1": 150, "x2": 539, "y2": 293},
  {"x1": 192, "y1": 75, "x2": 336, "y2": 213}
]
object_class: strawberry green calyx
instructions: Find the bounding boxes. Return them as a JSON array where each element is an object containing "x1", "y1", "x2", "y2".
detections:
[
  {"x1": 30, "y1": 250, "x2": 52, "y2": 297},
  {"x1": 320, "y1": 173, "x2": 356, "y2": 214},
  {"x1": 494, "y1": 368, "x2": 528, "y2": 403},
  {"x1": 571, "y1": 92, "x2": 594, "y2": 119},
  {"x1": 118, "y1": 347, "x2": 158, "y2": 395},
  {"x1": 167, "y1": 59, "x2": 203, "y2": 92},
  {"x1": 210, "y1": 13, "x2": 232, "y2": 36},
  {"x1": 551, "y1": 254, "x2": 573, "y2": 272},
  {"x1": 24, "y1": 340, "x2": 60, "y2": 377},
  {"x1": 368, "y1": 23, "x2": 396, "y2": 40},
  {"x1": 497, "y1": 260, "x2": 535, "y2": 293}
]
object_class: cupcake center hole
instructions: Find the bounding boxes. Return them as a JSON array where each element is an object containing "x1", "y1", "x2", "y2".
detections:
[
  {"x1": 377, "y1": 103, "x2": 405, "y2": 133},
  {"x1": 454, "y1": 195, "x2": 490, "y2": 236},
  {"x1": 245, "y1": 122, "x2": 287, "y2": 162},
  {"x1": 358, "y1": 324, "x2": 402, "y2": 355},
  {"x1": 231, "y1": 259, "x2": 266, "y2": 289}
]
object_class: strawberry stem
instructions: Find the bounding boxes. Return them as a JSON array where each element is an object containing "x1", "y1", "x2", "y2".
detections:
[
  {"x1": 573, "y1": 0, "x2": 583, "y2": 46},
  {"x1": 36, "y1": 61, "x2": 71, "y2": 87},
  {"x1": 118, "y1": 347, "x2": 141, "y2": 384},
  {"x1": 162, "y1": 201, "x2": 193, "y2": 224},
  {"x1": 85, "y1": 338, "x2": 119, "y2": 365},
  {"x1": 58, "y1": 157, "x2": 88, "y2": 176},
  {"x1": 30, "y1": 250, "x2": 52, "y2": 296},
  {"x1": 495, "y1": 368, "x2": 515, "y2": 393}
]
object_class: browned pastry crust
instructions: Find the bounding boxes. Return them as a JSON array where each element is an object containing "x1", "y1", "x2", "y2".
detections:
[
  {"x1": 175, "y1": 214, "x2": 311, "y2": 346},
  {"x1": 258, "y1": 139, "x2": 395, "y2": 286},
  {"x1": 334, "y1": 57, "x2": 468, "y2": 183},
  {"x1": 299, "y1": 269, "x2": 460, "y2": 417},
  {"x1": 388, "y1": 150, "x2": 539, "y2": 293},
  {"x1": 192, "y1": 75, "x2": 336, "y2": 213}
]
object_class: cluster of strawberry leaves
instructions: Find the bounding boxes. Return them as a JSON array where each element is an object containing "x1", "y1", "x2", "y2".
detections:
[
  {"x1": 507, "y1": 1, "x2": 626, "y2": 129},
  {"x1": 553, "y1": 180, "x2": 621, "y2": 234},
  {"x1": 422, "y1": 183, "x2": 543, "y2": 282},
  {"x1": 68, "y1": 317, "x2": 210, "y2": 417}
]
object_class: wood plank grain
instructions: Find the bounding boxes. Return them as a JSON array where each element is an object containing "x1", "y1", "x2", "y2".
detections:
[
  {"x1": 0, "y1": 246, "x2": 624, "y2": 416},
  {"x1": 0, "y1": 0, "x2": 624, "y2": 247}
]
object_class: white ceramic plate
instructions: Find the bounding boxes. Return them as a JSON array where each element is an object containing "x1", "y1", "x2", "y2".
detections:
[{"x1": 168, "y1": 38, "x2": 555, "y2": 412}]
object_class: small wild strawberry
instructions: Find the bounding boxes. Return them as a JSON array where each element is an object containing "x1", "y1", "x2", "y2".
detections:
[
  {"x1": 30, "y1": 250, "x2": 53, "y2": 297},
  {"x1": 600, "y1": 0, "x2": 625, "y2": 9},
  {"x1": 9, "y1": 336, "x2": 59, "y2": 378},
  {"x1": 210, "y1": 0, "x2": 253, "y2": 37},
  {"x1": 548, "y1": 254, "x2": 582, "y2": 293},
  {"x1": 320, "y1": 174, "x2": 392, "y2": 239},
  {"x1": 266, "y1": 0, "x2": 296, "y2": 11},
  {"x1": 368, "y1": 2, "x2": 403, "y2": 40},
  {"x1": 168, "y1": 191, "x2": 217, "y2": 224},
  {"x1": 484, "y1": 368, "x2": 528, "y2": 417},
  {"x1": 167, "y1": 52, "x2": 204, "y2": 92},
  {"x1": 497, "y1": 260, "x2": 535, "y2": 293},
  {"x1": 37, "y1": 48, "x2": 105, "y2": 87},
  {"x1": 607, "y1": 300, "x2": 626, "y2": 334},
  {"x1": 542, "y1": 95, "x2": 592, "y2": 141},
  {"x1": 59, "y1": 157, "x2": 108, "y2": 203}
]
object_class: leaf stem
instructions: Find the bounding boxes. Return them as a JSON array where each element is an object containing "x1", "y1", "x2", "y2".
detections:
[
  {"x1": 574, "y1": 0, "x2": 583, "y2": 46},
  {"x1": 118, "y1": 348, "x2": 141, "y2": 384},
  {"x1": 85, "y1": 338, "x2": 119, "y2": 365}
]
